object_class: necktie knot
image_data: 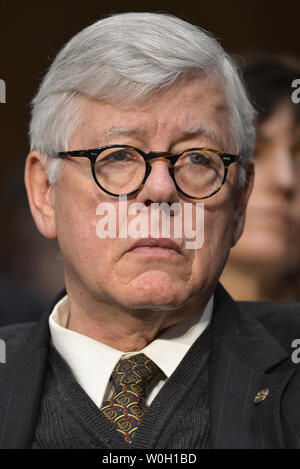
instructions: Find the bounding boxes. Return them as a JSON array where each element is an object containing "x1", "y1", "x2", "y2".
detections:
[
  {"x1": 101, "y1": 353, "x2": 162, "y2": 444},
  {"x1": 111, "y1": 353, "x2": 161, "y2": 397}
]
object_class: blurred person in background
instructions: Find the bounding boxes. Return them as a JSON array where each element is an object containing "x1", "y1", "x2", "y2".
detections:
[{"x1": 221, "y1": 57, "x2": 300, "y2": 301}]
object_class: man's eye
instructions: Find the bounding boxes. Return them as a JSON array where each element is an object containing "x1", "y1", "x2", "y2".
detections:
[
  {"x1": 106, "y1": 151, "x2": 131, "y2": 162},
  {"x1": 97, "y1": 150, "x2": 136, "y2": 166},
  {"x1": 186, "y1": 153, "x2": 207, "y2": 165}
]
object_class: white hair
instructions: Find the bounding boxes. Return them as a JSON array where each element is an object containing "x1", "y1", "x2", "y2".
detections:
[{"x1": 29, "y1": 12, "x2": 255, "y2": 186}]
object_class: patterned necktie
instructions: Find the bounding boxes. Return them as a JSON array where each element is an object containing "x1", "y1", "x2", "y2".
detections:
[{"x1": 100, "y1": 353, "x2": 162, "y2": 444}]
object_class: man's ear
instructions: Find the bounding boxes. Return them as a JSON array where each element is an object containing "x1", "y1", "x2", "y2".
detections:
[
  {"x1": 24, "y1": 151, "x2": 57, "y2": 239},
  {"x1": 231, "y1": 161, "x2": 255, "y2": 247}
]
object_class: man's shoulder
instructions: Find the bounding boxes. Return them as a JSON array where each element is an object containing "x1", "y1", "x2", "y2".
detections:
[
  {"x1": 238, "y1": 300, "x2": 300, "y2": 353},
  {"x1": 0, "y1": 289, "x2": 65, "y2": 354},
  {"x1": 238, "y1": 299, "x2": 300, "y2": 319},
  {"x1": 216, "y1": 284, "x2": 300, "y2": 328},
  {"x1": 0, "y1": 321, "x2": 39, "y2": 350}
]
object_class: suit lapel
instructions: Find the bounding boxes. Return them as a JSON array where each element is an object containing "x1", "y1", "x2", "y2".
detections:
[
  {"x1": 210, "y1": 284, "x2": 295, "y2": 449},
  {"x1": 0, "y1": 291, "x2": 65, "y2": 449}
]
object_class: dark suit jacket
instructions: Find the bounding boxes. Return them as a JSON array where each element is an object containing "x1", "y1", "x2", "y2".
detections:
[
  {"x1": 0, "y1": 283, "x2": 300, "y2": 449},
  {"x1": 0, "y1": 272, "x2": 43, "y2": 327}
]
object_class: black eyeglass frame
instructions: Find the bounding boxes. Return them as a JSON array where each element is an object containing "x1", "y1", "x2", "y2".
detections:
[{"x1": 55, "y1": 144, "x2": 240, "y2": 200}]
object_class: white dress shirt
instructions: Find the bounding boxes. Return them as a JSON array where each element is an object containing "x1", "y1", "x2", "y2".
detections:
[{"x1": 49, "y1": 294, "x2": 213, "y2": 407}]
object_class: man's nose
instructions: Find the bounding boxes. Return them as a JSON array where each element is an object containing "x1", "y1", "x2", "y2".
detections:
[{"x1": 135, "y1": 158, "x2": 179, "y2": 205}]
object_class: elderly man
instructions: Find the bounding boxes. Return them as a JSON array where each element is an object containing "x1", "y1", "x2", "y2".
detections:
[{"x1": 0, "y1": 12, "x2": 300, "y2": 450}]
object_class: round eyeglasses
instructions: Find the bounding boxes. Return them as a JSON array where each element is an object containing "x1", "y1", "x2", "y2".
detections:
[{"x1": 55, "y1": 144, "x2": 240, "y2": 200}]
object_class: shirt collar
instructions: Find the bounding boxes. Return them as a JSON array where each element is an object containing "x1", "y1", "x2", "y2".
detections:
[{"x1": 49, "y1": 294, "x2": 213, "y2": 406}]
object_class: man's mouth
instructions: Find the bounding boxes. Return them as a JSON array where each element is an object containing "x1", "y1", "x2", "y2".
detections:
[{"x1": 126, "y1": 238, "x2": 183, "y2": 258}]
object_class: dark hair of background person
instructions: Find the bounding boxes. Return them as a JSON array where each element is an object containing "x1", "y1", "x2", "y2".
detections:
[{"x1": 244, "y1": 55, "x2": 300, "y2": 122}]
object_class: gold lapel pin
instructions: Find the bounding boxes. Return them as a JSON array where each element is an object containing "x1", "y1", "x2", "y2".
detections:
[{"x1": 254, "y1": 388, "x2": 270, "y2": 404}]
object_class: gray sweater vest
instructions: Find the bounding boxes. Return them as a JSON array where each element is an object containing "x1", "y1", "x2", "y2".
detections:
[{"x1": 31, "y1": 326, "x2": 211, "y2": 449}]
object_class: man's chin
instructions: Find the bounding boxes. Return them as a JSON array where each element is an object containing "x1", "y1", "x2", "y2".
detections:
[
  {"x1": 115, "y1": 285, "x2": 186, "y2": 312},
  {"x1": 124, "y1": 272, "x2": 187, "y2": 305}
]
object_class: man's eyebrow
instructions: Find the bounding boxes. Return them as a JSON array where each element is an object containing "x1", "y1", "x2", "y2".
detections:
[
  {"x1": 104, "y1": 127, "x2": 146, "y2": 140},
  {"x1": 181, "y1": 125, "x2": 224, "y2": 149}
]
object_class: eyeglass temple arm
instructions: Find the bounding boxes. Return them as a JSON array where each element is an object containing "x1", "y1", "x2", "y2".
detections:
[{"x1": 221, "y1": 154, "x2": 240, "y2": 164}]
